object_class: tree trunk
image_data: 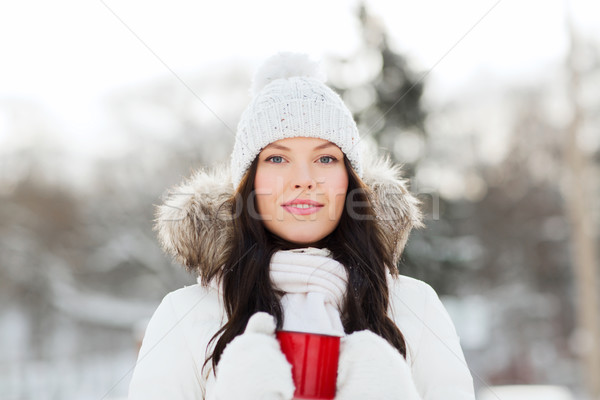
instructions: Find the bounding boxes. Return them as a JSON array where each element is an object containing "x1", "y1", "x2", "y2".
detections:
[{"x1": 564, "y1": 4, "x2": 600, "y2": 398}]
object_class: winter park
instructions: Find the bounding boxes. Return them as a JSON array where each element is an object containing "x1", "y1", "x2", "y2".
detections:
[{"x1": 1, "y1": 0, "x2": 599, "y2": 399}]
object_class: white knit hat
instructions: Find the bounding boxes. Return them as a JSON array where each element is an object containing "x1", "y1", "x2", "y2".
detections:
[{"x1": 230, "y1": 52, "x2": 363, "y2": 188}]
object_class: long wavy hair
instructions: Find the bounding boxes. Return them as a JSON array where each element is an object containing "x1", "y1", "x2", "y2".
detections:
[{"x1": 204, "y1": 154, "x2": 406, "y2": 373}]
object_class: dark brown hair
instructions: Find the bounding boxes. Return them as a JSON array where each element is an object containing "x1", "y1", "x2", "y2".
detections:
[{"x1": 204, "y1": 155, "x2": 406, "y2": 373}]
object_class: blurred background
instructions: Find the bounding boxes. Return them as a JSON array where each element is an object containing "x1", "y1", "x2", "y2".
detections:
[{"x1": 1, "y1": 0, "x2": 599, "y2": 399}]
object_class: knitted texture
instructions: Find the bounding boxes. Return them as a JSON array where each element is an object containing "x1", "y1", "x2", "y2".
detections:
[
  {"x1": 230, "y1": 53, "x2": 362, "y2": 188},
  {"x1": 270, "y1": 248, "x2": 348, "y2": 336}
]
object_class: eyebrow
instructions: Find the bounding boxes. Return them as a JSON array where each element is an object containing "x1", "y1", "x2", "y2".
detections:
[{"x1": 263, "y1": 142, "x2": 337, "y2": 151}]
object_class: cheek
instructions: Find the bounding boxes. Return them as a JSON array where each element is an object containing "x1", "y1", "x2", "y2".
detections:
[
  {"x1": 254, "y1": 165, "x2": 273, "y2": 194},
  {"x1": 254, "y1": 168, "x2": 280, "y2": 211},
  {"x1": 327, "y1": 171, "x2": 348, "y2": 210}
]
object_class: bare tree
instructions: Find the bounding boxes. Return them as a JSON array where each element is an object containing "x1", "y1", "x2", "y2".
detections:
[{"x1": 564, "y1": 3, "x2": 600, "y2": 398}]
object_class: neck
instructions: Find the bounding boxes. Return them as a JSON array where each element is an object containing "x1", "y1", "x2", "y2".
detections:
[{"x1": 269, "y1": 232, "x2": 331, "y2": 251}]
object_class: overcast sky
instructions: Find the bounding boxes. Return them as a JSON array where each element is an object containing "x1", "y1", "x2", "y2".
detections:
[{"x1": 1, "y1": 0, "x2": 598, "y2": 157}]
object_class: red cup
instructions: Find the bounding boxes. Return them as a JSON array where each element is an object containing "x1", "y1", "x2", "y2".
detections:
[{"x1": 276, "y1": 330, "x2": 341, "y2": 400}]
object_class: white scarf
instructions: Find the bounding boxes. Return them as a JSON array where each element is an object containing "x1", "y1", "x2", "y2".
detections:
[
  {"x1": 205, "y1": 247, "x2": 349, "y2": 336},
  {"x1": 270, "y1": 247, "x2": 348, "y2": 336}
]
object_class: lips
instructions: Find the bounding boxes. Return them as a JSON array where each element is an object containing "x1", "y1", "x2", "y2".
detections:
[
  {"x1": 282, "y1": 199, "x2": 323, "y2": 207},
  {"x1": 281, "y1": 199, "x2": 324, "y2": 215}
]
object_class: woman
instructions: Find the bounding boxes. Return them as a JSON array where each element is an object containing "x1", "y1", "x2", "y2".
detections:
[{"x1": 128, "y1": 52, "x2": 475, "y2": 399}]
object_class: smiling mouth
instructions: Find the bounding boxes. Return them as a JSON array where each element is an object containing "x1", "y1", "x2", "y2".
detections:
[
  {"x1": 282, "y1": 203, "x2": 323, "y2": 215},
  {"x1": 287, "y1": 204, "x2": 318, "y2": 209}
]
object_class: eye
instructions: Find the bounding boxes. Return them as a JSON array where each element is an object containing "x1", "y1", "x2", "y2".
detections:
[
  {"x1": 318, "y1": 156, "x2": 337, "y2": 164},
  {"x1": 266, "y1": 155, "x2": 285, "y2": 163}
]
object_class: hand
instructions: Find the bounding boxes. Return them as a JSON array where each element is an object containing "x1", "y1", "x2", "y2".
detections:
[
  {"x1": 210, "y1": 312, "x2": 295, "y2": 400},
  {"x1": 335, "y1": 330, "x2": 421, "y2": 400}
]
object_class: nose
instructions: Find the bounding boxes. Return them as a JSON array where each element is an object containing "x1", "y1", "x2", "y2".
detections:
[{"x1": 291, "y1": 164, "x2": 316, "y2": 190}]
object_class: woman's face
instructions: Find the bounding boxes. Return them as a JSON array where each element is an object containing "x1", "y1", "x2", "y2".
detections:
[{"x1": 254, "y1": 137, "x2": 349, "y2": 245}]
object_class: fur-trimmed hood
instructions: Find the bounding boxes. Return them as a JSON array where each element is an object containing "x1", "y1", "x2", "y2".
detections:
[{"x1": 154, "y1": 144, "x2": 423, "y2": 279}]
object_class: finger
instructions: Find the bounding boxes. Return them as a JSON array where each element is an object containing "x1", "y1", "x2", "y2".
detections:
[{"x1": 245, "y1": 312, "x2": 277, "y2": 335}]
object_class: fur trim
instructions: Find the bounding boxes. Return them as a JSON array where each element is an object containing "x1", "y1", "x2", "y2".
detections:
[
  {"x1": 155, "y1": 163, "x2": 234, "y2": 277},
  {"x1": 155, "y1": 146, "x2": 422, "y2": 278},
  {"x1": 361, "y1": 147, "x2": 424, "y2": 264}
]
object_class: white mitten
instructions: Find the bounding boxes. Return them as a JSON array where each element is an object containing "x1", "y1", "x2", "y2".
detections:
[
  {"x1": 335, "y1": 330, "x2": 421, "y2": 400},
  {"x1": 210, "y1": 312, "x2": 295, "y2": 400}
]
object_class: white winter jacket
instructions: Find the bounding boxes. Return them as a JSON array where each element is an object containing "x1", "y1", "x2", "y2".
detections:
[
  {"x1": 128, "y1": 273, "x2": 474, "y2": 399},
  {"x1": 129, "y1": 146, "x2": 475, "y2": 399}
]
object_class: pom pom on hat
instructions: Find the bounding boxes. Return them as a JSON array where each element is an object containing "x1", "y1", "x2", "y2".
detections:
[{"x1": 250, "y1": 52, "x2": 327, "y2": 96}]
